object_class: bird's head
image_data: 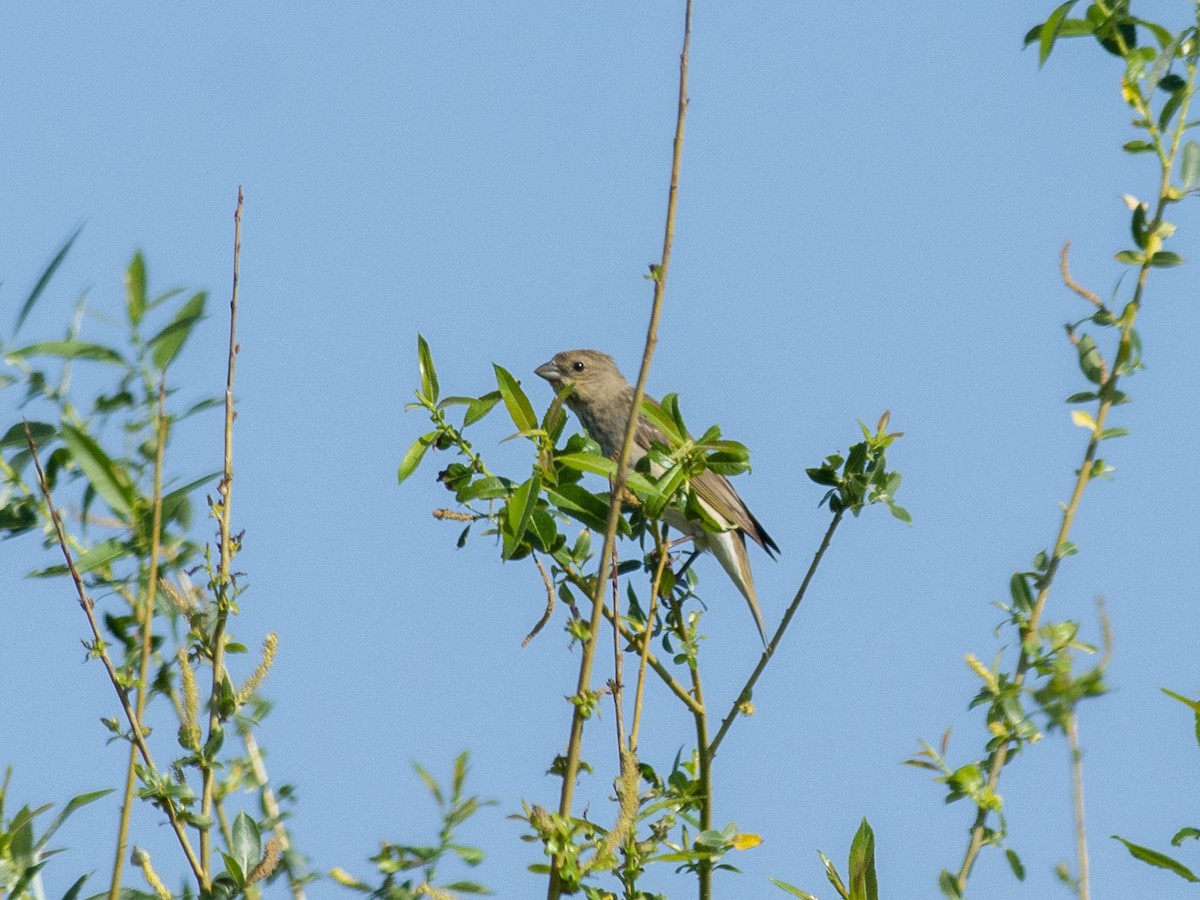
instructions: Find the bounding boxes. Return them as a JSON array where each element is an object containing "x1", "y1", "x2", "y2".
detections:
[{"x1": 534, "y1": 350, "x2": 630, "y2": 408}]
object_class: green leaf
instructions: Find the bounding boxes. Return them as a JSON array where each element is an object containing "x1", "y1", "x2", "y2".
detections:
[
  {"x1": 73, "y1": 539, "x2": 130, "y2": 573},
  {"x1": 125, "y1": 252, "x2": 147, "y2": 326},
  {"x1": 1148, "y1": 251, "x2": 1183, "y2": 267},
  {"x1": 60, "y1": 424, "x2": 138, "y2": 519},
  {"x1": 1123, "y1": 139, "x2": 1156, "y2": 153},
  {"x1": 231, "y1": 811, "x2": 262, "y2": 881},
  {"x1": 417, "y1": 334, "x2": 439, "y2": 403},
  {"x1": 545, "y1": 482, "x2": 623, "y2": 534},
  {"x1": 1, "y1": 421, "x2": 55, "y2": 450},
  {"x1": 1130, "y1": 202, "x2": 1149, "y2": 248},
  {"x1": 847, "y1": 818, "x2": 878, "y2": 900},
  {"x1": 149, "y1": 291, "x2": 207, "y2": 371},
  {"x1": 1113, "y1": 835, "x2": 1200, "y2": 881},
  {"x1": 60, "y1": 873, "x2": 90, "y2": 900},
  {"x1": 1039, "y1": 1, "x2": 1081, "y2": 66},
  {"x1": 398, "y1": 432, "x2": 435, "y2": 485},
  {"x1": 1075, "y1": 334, "x2": 1105, "y2": 384},
  {"x1": 15, "y1": 225, "x2": 82, "y2": 337},
  {"x1": 503, "y1": 473, "x2": 540, "y2": 559},
  {"x1": 1114, "y1": 250, "x2": 1145, "y2": 266},
  {"x1": 767, "y1": 879, "x2": 820, "y2": 899},
  {"x1": 1159, "y1": 88, "x2": 1185, "y2": 132},
  {"x1": 1005, "y1": 848, "x2": 1026, "y2": 881},
  {"x1": 1173, "y1": 827, "x2": 1200, "y2": 846},
  {"x1": 464, "y1": 391, "x2": 503, "y2": 427},
  {"x1": 34, "y1": 788, "x2": 113, "y2": 853},
  {"x1": 1009, "y1": 572, "x2": 1034, "y2": 613},
  {"x1": 1182, "y1": 141, "x2": 1200, "y2": 189},
  {"x1": 494, "y1": 364, "x2": 537, "y2": 433},
  {"x1": 455, "y1": 475, "x2": 513, "y2": 502},
  {"x1": 8, "y1": 340, "x2": 126, "y2": 365},
  {"x1": 938, "y1": 870, "x2": 963, "y2": 898},
  {"x1": 556, "y1": 452, "x2": 618, "y2": 479},
  {"x1": 642, "y1": 395, "x2": 686, "y2": 445},
  {"x1": 161, "y1": 471, "x2": 220, "y2": 527}
]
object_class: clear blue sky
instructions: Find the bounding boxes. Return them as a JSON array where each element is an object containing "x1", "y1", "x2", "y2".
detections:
[{"x1": 4, "y1": 3, "x2": 1200, "y2": 898}]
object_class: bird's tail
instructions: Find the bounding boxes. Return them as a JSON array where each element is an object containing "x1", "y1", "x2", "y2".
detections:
[{"x1": 707, "y1": 529, "x2": 768, "y2": 646}]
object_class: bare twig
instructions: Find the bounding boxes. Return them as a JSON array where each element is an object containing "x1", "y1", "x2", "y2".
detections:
[
  {"x1": 23, "y1": 421, "x2": 207, "y2": 888},
  {"x1": 202, "y1": 185, "x2": 244, "y2": 874},
  {"x1": 1060, "y1": 241, "x2": 1104, "y2": 309},
  {"x1": 546, "y1": 3, "x2": 693, "y2": 895},
  {"x1": 110, "y1": 379, "x2": 169, "y2": 899},
  {"x1": 522, "y1": 555, "x2": 558, "y2": 647},
  {"x1": 710, "y1": 509, "x2": 844, "y2": 758}
]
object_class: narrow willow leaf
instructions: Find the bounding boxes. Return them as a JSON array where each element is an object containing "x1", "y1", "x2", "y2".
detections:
[
  {"x1": 1122, "y1": 139, "x2": 1156, "y2": 153},
  {"x1": 767, "y1": 879, "x2": 819, "y2": 900},
  {"x1": 15, "y1": 226, "x2": 83, "y2": 337},
  {"x1": 125, "y1": 252, "x2": 147, "y2": 327},
  {"x1": 8, "y1": 341, "x2": 126, "y2": 365},
  {"x1": 73, "y1": 539, "x2": 130, "y2": 573},
  {"x1": 397, "y1": 433, "x2": 435, "y2": 484},
  {"x1": 1113, "y1": 836, "x2": 1200, "y2": 881},
  {"x1": 149, "y1": 291, "x2": 207, "y2": 371},
  {"x1": 1039, "y1": 1, "x2": 1082, "y2": 66},
  {"x1": 417, "y1": 334, "x2": 439, "y2": 403},
  {"x1": 1010, "y1": 572, "x2": 1034, "y2": 613},
  {"x1": 60, "y1": 425, "x2": 138, "y2": 519},
  {"x1": 455, "y1": 475, "x2": 512, "y2": 502},
  {"x1": 1159, "y1": 88, "x2": 1185, "y2": 132},
  {"x1": 1, "y1": 421, "x2": 55, "y2": 450},
  {"x1": 494, "y1": 364, "x2": 536, "y2": 433},
  {"x1": 848, "y1": 818, "x2": 878, "y2": 900},
  {"x1": 1182, "y1": 141, "x2": 1200, "y2": 189},
  {"x1": 464, "y1": 391, "x2": 502, "y2": 427},
  {"x1": 1006, "y1": 848, "x2": 1026, "y2": 881},
  {"x1": 1149, "y1": 251, "x2": 1184, "y2": 267},
  {"x1": 640, "y1": 397, "x2": 685, "y2": 446},
  {"x1": 503, "y1": 473, "x2": 540, "y2": 559}
]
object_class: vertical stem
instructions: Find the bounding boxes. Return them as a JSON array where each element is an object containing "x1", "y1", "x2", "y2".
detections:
[
  {"x1": 201, "y1": 186, "x2": 243, "y2": 875},
  {"x1": 109, "y1": 382, "x2": 169, "y2": 899},
  {"x1": 546, "y1": 4, "x2": 692, "y2": 897},
  {"x1": 1066, "y1": 712, "x2": 1090, "y2": 900}
]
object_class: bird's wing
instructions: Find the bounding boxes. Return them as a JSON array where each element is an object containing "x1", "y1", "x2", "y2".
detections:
[
  {"x1": 691, "y1": 468, "x2": 778, "y2": 556},
  {"x1": 634, "y1": 398, "x2": 778, "y2": 557}
]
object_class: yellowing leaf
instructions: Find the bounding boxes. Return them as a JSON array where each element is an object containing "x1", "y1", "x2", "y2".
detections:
[
  {"x1": 732, "y1": 833, "x2": 763, "y2": 850},
  {"x1": 1070, "y1": 409, "x2": 1096, "y2": 431}
]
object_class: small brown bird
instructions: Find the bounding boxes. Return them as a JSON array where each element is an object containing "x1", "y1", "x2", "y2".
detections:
[{"x1": 535, "y1": 349, "x2": 778, "y2": 643}]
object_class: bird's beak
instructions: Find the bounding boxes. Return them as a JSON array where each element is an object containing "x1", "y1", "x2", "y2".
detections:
[{"x1": 535, "y1": 360, "x2": 562, "y2": 383}]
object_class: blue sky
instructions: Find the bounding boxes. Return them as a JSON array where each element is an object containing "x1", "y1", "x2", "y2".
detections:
[{"x1": 3, "y1": 2, "x2": 1200, "y2": 898}]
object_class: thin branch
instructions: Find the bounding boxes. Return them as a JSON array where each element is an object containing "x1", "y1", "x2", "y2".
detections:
[
  {"x1": 522, "y1": 555, "x2": 558, "y2": 647},
  {"x1": 202, "y1": 185, "x2": 244, "y2": 874},
  {"x1": 23, "y1": 421, "x2": 207, "y2": 888},
  {"x1": 547, "y1": 2, "x2": 692, "y2": 894},
  {"x1": 110, "y1": 379, "x2": 169, "y2": 900},
  {"x1": 629, "y1": 528, "x2": 671, "y2": 751},
  {"x1": 710, "y1": 508, "x2": 843, "y2": 758},
  {"x1": 955, "y1": 58, "x2": 1198, "y2": 890},
  {"x1": 1060, "y1": 242, "x2": 1104, "y2": 309}
]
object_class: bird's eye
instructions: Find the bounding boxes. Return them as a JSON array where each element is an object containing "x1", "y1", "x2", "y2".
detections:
[{"x1": 572, "y1": 361, "x2": 585, "y2": 372}]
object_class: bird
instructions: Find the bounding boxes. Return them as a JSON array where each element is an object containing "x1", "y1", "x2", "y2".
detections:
[{"x1": 535, "y1": 349, "x2": 778, "y2": 644}]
